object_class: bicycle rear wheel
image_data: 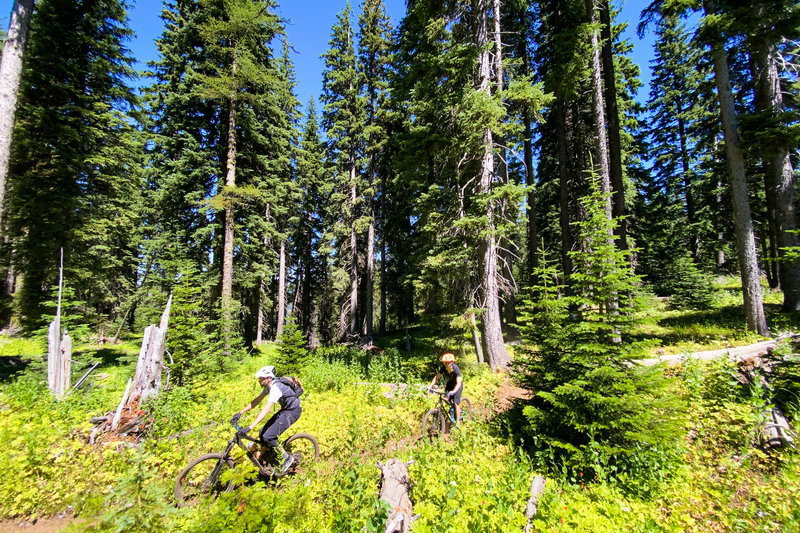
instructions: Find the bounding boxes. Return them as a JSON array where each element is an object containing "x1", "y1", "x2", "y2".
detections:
[
  {"x1": 421, "y1": 408, "x2": 445, "y2": 441},
  {"x1": 283, "y1": 433, "x2": 319, "y2": 473},
  {"x1": 174, "y1": 453, "x2": 235, "y2": 505},
  {"x1": 460, "y1": 398, "x2": 473, "y2": 421}
]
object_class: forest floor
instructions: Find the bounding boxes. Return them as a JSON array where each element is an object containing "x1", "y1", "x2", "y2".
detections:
[
  {"x1": 0, "y1": 514, "x2": 93, "y2": 533},
  {"x1": 0, "y1": 335, "x2": 790, "y2": 532}
]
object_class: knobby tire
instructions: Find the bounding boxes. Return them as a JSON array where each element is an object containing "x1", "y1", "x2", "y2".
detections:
[
  {"x1": 174, "y1": 453, "x2": 234, "y2": 505},
  {"x1": 282, "y1": 433, "x2": 319, "y2": 473},
  {"x1": 421, "y1": 408, "x2": 445, "y2": 441}
]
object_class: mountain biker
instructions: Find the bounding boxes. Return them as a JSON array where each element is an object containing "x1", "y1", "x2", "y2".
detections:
[
  {"x1": 231, "y1": 365, "x2": 302, "y2": 475},
  {"x1": 428, "y1": 352, "x2": 463, "y2": 424}
]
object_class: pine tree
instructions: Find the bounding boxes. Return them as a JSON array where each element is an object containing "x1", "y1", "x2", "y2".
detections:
[
  {"x1": 0, "y1": 0, "x2": 35, "y2": 231},
  {"x1": 167, "y1": 264, "x2": 216, "y2": 385},
  {"x1": 274, "y1": 315, "x2": 310, "y2": 377},
  {"x1": 193, "y1": 0, "x2": 282, "y2": 354},
  {"x1": 7, "y1": 0, "x2": 142, "y2": 331},
  {"x1": 639, "y1": 15, "x2": 718, "y2": 294},
  {"x1": 517, "y1": 178, "x2": 683, "y2": 488},
  {"x1": 357, "y1": 0, "x2": 392, "y2": 340},
  {"x1": 321, "y1": 2, "x2": 366, "y2": 340},
  {"x1": 701, "y1": 0, "x2": 768, "y2": 335},
  {"x1": 293, "y1": 98, "x2": 327, "y2": 345}
]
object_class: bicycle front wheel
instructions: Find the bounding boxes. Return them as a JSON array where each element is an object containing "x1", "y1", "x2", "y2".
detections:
[
  {"x1": 174, "y1": 453, "x2": 235, "y2": 505},
  {"x1": 421, "y1": 408, "x2": 445, "y2": 441},
  {"x1": 283, "y1": 433, "x2": 319, "y2": 473}
]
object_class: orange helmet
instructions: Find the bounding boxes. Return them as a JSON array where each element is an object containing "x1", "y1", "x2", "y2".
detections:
[{"x1": 441, "y1": 353, "x2": 455, "y2": 363}]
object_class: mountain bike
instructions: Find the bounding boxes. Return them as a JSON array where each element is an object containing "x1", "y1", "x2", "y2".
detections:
[
  {"x1": 174, "y1": 421, "x2": 319, "y2": 505},
  {"x1": 421, "y1": 387, "x2": 473, "y2": 441}
]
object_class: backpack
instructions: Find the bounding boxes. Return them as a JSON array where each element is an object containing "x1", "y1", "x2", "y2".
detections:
[{"x1": 277, "y1": 376, "x2": 304, "y2": 397}]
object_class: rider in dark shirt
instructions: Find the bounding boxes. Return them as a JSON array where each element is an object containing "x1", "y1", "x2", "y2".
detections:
[{"x1": 428, "y1": 352, "x2": 463, "y2": 423}]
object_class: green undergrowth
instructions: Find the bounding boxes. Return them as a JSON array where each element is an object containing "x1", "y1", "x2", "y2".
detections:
[{"x1": 0, "y1": 335, "x2": 798, "y2": 531}]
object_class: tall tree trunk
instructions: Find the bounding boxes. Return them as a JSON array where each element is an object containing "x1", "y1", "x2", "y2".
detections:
[
  {"x1": 751, "y1": 19, "x2": 800, "y2": 310},
  {"x1": 349, "y1": 162, "x2": 358, "y2": 337},
  {"x1": 676, "y1": 108, "x2": 699, "y2": 261},
  {"x1": 704, "y1": 0, "x2": 769, "y2": 336},
  {"x1": 276, "y1": 238, "x2": 286, "y2": 338},
  {"x1": 365, "y1": 203, "x2": 375, "y2": 338},
  {"x1": 221, "y1": 87, "x2": 237, "y2": 356},
  {"x1": 255, "y1": 204, "x2": 271, "y2": 345},
  {"x1": 0, "y1": 0, "x2": 35, "y2": 232},
  {"x1": 255, "y1": 279, "x2": 266, "y2": 345},
  {"x1": 587, "y1": 0, "x2": 612, "y2": 216},
  {"x1": 380, "y1": 171, "x2": 387, "y2": 336},
  {"x1": 476, "y1": 0, "x2": 510, "y2": 369},
  {"x1": 598, "y1": 0, "x2": 626, "y2": 249},
  {"x1": 493, "y1": 0, "x2": 516, "y2": 327},
  {"x1": 556, "y1": 99, "x2": 575, "y2": 281},
  {"x1": 302, "y1": 212, "x2": 314, "y2": 340}
]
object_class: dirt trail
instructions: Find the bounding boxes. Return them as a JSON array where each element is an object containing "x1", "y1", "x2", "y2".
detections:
[{"x1": 0, "y1": 515, "x2": 92, "y2": 533}]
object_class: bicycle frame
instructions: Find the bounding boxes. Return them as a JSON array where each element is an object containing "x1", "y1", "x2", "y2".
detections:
[
  {"x1": 429, "y1": 387, "x2": 457, "y2": 416},
  {"x1": 230, "y1": 422, "x2": 278, "y2": 473}
]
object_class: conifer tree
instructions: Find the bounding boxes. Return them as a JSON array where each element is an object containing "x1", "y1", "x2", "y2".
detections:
[
  {"x1": 293, "y1": 99, "x2": 327, "y2": 345},
  {"x1": 357, "y1": 0, "x2": 392, "y2": 340},
  {"x1": 0, "y1": 0, "x2": 35, "y2": 230},
  {"x1": 7, "y1": 0, "x2": 142, "y2": 330},
  {"x1": 193, "y1": 0, "x2": 282, "y2": 354},
  {"x1": 321, "y1": 2, "x2": 365, "y2": 340},
  {"x1": 639, "y1": 15, "x2": 718, "y2": 293},
  {"x1": 517, "y1": 179, "x2": 682, "y2": 486},
  {"x1": 701, "y1": 0, "x2": 768, "y2": 335}
]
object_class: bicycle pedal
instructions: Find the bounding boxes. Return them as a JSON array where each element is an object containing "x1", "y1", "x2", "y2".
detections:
[{"x1": 258, "y1": 464, "x2": 276, "y2": 477}]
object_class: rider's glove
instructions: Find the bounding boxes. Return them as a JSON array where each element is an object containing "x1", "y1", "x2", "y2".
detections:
[
  {"x1": 444, "y1": 391, "x2": 453, "y2": 401},
  {"x1": 427, "y1": 386, "x2": 434, "y2": 394},
  {"x1": 237, "y1": 426, "x2": 251, "y2": 437},
  {"x1": 231, "y1": 413, "x2": 242, "y2": 425}
]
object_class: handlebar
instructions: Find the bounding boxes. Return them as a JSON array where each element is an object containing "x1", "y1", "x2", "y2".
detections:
[{"x1": 231, "y1": 420, "x2": 259, "y2": 442}]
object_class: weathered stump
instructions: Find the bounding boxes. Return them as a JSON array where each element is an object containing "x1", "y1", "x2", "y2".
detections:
[
  {"x1": 377, "y1": 459, "x2": 416, "y2": 533},
  {"x1": 89, "y1": 296, "x2": 171, "y2": 440},
  {"x1": 47, "y1": 249, "x2": 71, "y2": 399}
]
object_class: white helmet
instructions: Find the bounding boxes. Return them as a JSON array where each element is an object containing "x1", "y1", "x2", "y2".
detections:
[{"x1": 255, "y1": 365, "x2": 276, "y2": 379}]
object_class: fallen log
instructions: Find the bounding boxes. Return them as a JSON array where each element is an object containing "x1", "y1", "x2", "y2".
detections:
[
  {"x1": 523, "y1": 475, "x2": 546, "y2": 533},
  {"x1": 760, "y1": 406, "x2": 796, "y2": 449},
  {"x1": 638, "y1": 339, "x2": 778, "y2": 367},
  {"x1": 377, "y1": 459, "x2": 417, "y2": 533}
]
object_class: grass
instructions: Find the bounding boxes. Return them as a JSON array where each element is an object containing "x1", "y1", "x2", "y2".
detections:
[{"x1": 0, "y1": 276, "x2": 798, "y2": 530}]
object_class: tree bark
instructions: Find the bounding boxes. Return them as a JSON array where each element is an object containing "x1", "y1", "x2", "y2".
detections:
[
  {"x1": 704, "y1": 0, "x2": 769, "y2": 336},
  {"x1": 556, "y1": 98, "x2": 575, "y2": 282},
  {"x1": 365, "y1": 197, "x2": 375, "y2": 339},
  {"x1": 349, "y1": 162, "x2": 358, "y2": 338},
  {"x1": 598, "y1": 0, "x2": 627, "y2": 250},
  {"x1": 476, "y1": 0, "x2": 510, "y2": 369},
  {"x1": 221, "y1": 53, "x2": 238, "y2": 355},
  {"x1": 276, "y1": 238, "x2": 286, "y2": 338},
  {"x1": 377, "y1": 459, "x2": 416, "y2": 533},
  {"x1": 129, "y1": 294, "x2": 172, "y2": 406},
  {"x1": 750, "y1": 19, "x2": 800, "y2": 310},
  {"x1": 587, "y1": 0, "x2": 612, "y2": 217},
  {"x1": 380, "y1": 171, "x2": 387, "y2": 336},
  {"x1": 0, "y1": 0, "x2": 35, "y2": 232}
]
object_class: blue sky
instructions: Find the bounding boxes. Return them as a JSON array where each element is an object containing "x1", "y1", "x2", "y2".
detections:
[{"x1": 1, "y1": 0, "x2": 656, "y2": 107}]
